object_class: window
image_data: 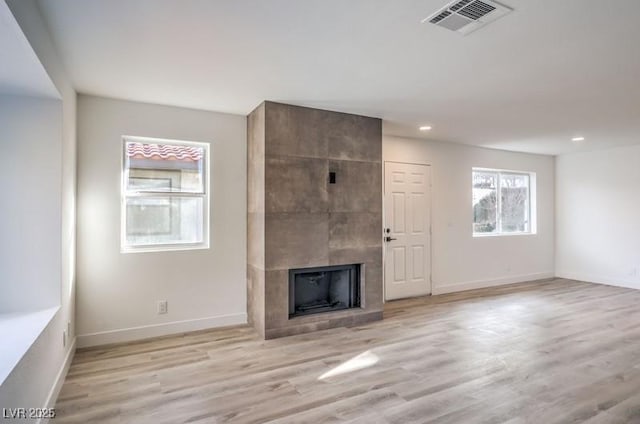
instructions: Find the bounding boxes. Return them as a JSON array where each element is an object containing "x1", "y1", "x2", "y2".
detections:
[
  {"x1": 122, "y1": 136, "x2": 209, "y2": 252},
  {"x1": 472, "y1": 168, "x2": 535, "y2": 236}
]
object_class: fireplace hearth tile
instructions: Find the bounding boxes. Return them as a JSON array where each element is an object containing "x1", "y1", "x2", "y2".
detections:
[
  {"x1": 266, "y1": 102, "x2": 328, "y2": 159},
  {"x1": 265, "y1": 156, "x2": 328, "y2": 213},
  {"x1": 329, "y1": 246, "x2": 381, "y2": 266},
  {"x1": 264, "y1": 269, "x2": 289, "y2": 327},
  {"x1": 329, "y1": 212, "x2": 382, "y2": 250},
  {"x1": 363, "y1": 262, "x2": 384, "y2": 310},
  {"x1": 265, "y1": 311, "x2": 383, "y2": 339},
  {"x1": 247, "y1": 159, "x2": 265, "y2": 214},
  {"x1": 328, "y1": 160, "x2": 382, "y2": 213},
  {"x1": 265, "y1": 213, "x2": 329, "y2": 270},
  {"x1": 327, "y1": 114, "x2": 382, "y2": 163},
  {"x1": 247, "y1": 212, "x2": 265, "y2": 269},
  {"x1": 247, "y1": 264, "x2": 265, "y2": 337},
  {"x1": 248, "y1": 103, "x2": 265, "y2": 215}
]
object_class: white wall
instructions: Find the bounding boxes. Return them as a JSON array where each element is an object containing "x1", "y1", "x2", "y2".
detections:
[
  {"x1": 556, "y1": 145, "x2": 640, "y2": 289},
  {"x1": 76, "y1": 95, "x2": 247, "y2": 347},
  {"x1": 1, "y1": 0, "x2": 77, "y2": 414},
  {"x1": 0, "y1": 96, "x2": 61, "y2": 312},
  {"x1": 384, "y1": 135, "x2": 555, "y2": 294},
  {"x1": 0, "y1": 314, "x2": 65, "y2": 417}
]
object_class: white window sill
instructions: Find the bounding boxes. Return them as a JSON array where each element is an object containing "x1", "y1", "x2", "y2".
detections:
[
  {"x1": 121, "y1": 242, "x2": 210, "y2": 254},
  {"x1": 0, "y1": 306, "x2": 59, "y2": 386},
  {"x1": 473, "y1": 232, "x2": 536, "y2": 238}
]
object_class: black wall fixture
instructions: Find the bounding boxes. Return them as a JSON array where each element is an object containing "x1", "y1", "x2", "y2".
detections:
[{"x1": 329, "y1": 171, "x2": 336, "y2": 184}]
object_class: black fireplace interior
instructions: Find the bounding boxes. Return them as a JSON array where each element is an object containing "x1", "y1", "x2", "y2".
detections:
[{"x1": 289, "y1": 264, "x2": 361, "y2": 318}]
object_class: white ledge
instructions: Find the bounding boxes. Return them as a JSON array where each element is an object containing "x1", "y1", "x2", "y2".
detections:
[{"x1": 0, "y1": 306, "x2": 59, "y2": 386}]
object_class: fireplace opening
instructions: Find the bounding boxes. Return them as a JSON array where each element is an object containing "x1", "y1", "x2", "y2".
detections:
[{"x1": 289, "y1": 264, "x2": 361, "y2": 318}]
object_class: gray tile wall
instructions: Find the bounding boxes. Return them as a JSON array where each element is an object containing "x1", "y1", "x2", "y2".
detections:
[
  {"x1": 247, "y1": 103, "x2": 265, "y2": 337},
  {"x1": 247, "y1": 101, "x2": 383, "y2": 339}
]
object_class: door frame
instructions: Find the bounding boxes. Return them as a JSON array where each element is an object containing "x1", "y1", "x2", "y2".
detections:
[{"x1": 382, "y1": 161, "x2": 433, "y2": 302}]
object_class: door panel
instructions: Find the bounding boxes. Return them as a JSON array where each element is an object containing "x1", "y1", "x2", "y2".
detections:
[
  {"x1": 412, "y1": 193, "x2": 425, "y2": 233},
  {"x1": 412, "y1": 246, "x2": 424, "y2": 279},
  {"x1": 384, "y1": 162, "x2": 431, "y2": 300},
  {"x1": 392, "y1": 192, "x2": 405, "y2": 233},
  {"x1": 392, "y1": 247, "x2": 406, "y2": 282}
]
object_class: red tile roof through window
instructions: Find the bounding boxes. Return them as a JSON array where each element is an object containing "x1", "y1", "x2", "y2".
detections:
[{"x1": 126, "y1": 142, "x2": 203, "y2": 162}]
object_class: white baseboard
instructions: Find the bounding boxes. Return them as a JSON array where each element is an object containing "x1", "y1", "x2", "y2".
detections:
[
  {"x1": 432, "y1": 272, "x2": 555, "y2": 295},
  {"x1": 40, "y1": 337, "x2": 76, "y2": 424},
  {"x1": 555, "y1": 271, "x2": 640, "y2": 291},
  {"x1": 77, "y1": 313, "x2": 247, "y2": 348}
]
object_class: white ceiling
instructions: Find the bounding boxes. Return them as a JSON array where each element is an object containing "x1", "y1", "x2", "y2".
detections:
[
  {"x1": 36, "y1": 0, "x2": 640, "y2": 155},
  {"x1": 0, "y1": 0, "x2": 58, "y2": 98}
]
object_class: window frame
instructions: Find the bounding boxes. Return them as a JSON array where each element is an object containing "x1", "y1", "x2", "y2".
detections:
[
  {"x1": 472, "y1": 167, "x2": 536, "y2": 238},
  {"x1": 121, "y1": 135, "x2": 210, "y2": 253}
]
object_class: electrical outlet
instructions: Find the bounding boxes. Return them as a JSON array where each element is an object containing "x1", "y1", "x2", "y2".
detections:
[{"x1": 157, "y1": 300, "x2": 168, "y2": 314}]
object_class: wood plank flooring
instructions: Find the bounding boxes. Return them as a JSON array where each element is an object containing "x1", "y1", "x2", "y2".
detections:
[{"x1": 55, "y1": 279, "x2": 640, "y2": 423}]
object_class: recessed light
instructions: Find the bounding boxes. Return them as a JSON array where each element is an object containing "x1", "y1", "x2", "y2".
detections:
[
  {"x1": 571, "y1": 136, "x2": 585, "y2": 142},
  {"x1": 419, "y1": 126, "x2": 432, "y2": 131}
]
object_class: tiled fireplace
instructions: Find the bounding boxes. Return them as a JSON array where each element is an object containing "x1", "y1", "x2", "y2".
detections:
[{"x1": 247, "y1": 101, "x2": 383, "y2": 339}]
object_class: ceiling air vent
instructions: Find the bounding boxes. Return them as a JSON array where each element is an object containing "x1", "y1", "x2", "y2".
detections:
[{"x1": 422, "y1": 0, "x2": 512, "y2": 35}]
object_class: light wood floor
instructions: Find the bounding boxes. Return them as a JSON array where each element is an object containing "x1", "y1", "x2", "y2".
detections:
[{"x1": 55, "y1": 279, "x2": 640, "y2": 423}]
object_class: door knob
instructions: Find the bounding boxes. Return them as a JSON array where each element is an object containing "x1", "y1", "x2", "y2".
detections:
[{"x1": 385, "y1": 236, "x2": 397, "y2": 242}]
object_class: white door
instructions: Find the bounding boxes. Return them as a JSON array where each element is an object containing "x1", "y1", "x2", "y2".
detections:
[{"x1": 384, "y1": 162, "x2": 432, "y2": 300}]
